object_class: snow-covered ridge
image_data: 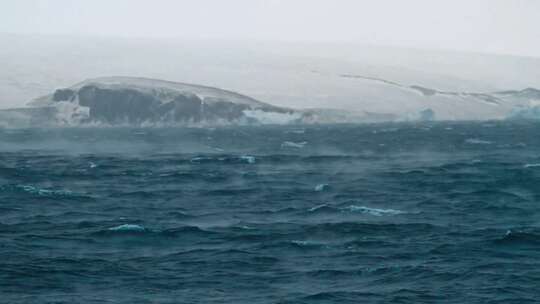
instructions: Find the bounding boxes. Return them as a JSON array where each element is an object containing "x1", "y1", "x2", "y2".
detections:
[
  {"x1": 339, "y1": 73, "x2": 540, "y2": 120},
  {"x1": 29, "y1": 76, "x2": 269, "y2": 108},
  {"x1": 7, "y1": 76, "x2": 427, "y2": 127},
  {"x1": 2, "y1": 75, "x2": 540, "y2": 127},
  {"x1": 341, "y1": 74, "x2": 508, "y2": 106},
  {"x1": 15, "y1": 76, "x2": 301, "y2": 126}
]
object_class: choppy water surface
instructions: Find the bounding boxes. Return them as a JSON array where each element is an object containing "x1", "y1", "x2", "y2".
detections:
[{"x1": 1, "y1": 122, "x2": 540, "y2": 303}]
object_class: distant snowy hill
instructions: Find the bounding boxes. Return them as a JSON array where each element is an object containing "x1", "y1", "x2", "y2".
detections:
[
  {"x1": 0, "y1": 76, "x2": 415, "y2": 126},
  {"x1": 29, "y1": 76, "x2": 268, "y2": 108},
  {"x1": 8, "y1": 77, "x2": 300, "y2": 126}
]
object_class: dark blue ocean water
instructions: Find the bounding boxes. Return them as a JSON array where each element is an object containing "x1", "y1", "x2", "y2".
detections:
[{"x1": 1, "y1": 122, "x2": 540, "y2": 303}]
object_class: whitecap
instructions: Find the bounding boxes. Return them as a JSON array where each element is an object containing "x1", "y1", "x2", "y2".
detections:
[
  {"x1": 108, "y1": 224, "x2": 146, "y2": 232},
  {"x1": 17, "y1": 185, "x2": 74, "y2": 197},
  {"x1": 342, "y1": 205, "x2": 404, "y2": 216},
  {"x1": 290, "y1": 240, "x2": 324, "y2": 247},
  {"x1": 524, "y1": 163, "x2": 540, "y2": 168},
  {"x1": 238, "y1": 225, "x2": 255, "y2": 230},
  {"x1": 89, "y1": 162, "x2": 98, "y2": 168},
  {"x1": 314, "y1": 184, "x2": 330, "y2": 192},
  {"x1": 308, "y1": 204, "x2": 330, "y2": 212},
  {"x1": 290, "y1": 240, "x2": 311, "y2": 246},
  {"x1": 465, "y1": 138, "x2": 493, "y2": 145},
  {"x1": 285, "y1": 129, "x2": 305, "y2": 134},
  {"x1": 240, "y1": 155, "x2": 256, "y2": 164},
  {"x1": 281, "y1": 141, "x2": 307, "y2": 149}
]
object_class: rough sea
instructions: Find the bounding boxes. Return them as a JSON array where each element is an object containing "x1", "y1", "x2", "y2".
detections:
[{"x1": 1, "y1": 121, "x2": 540, "y2": 303}]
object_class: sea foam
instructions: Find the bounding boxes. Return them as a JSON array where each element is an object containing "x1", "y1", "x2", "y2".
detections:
[
  {"x1": 314, "y1": 184, "x2": 330, "y2": 192},
  {"x1": 240, "y1": 155, "x2": 256, "y2": 164},
  {"x1": 108, "y1": 224, "x2": 146, "y2": 232},
  {"x1": 281, "y1": 141, "x2": 307, "y2": 149},
  {"x1": 342, "y1": 205, "x2": 404, "y2": 216},
  {"x1": 465, "y1": 138, "x2": 493, "y2": 145}
]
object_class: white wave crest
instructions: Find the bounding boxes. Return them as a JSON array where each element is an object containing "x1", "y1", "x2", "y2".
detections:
[
  {"x1": 240, "y1": 155, "x2": 256, "y2": 164},
  {"x1": 314, "y1": 184, "x2": 330, "y2": 192},
  {"x1": 16, "y1": 185, "x2": 74, "y2": 197},
  {"x1": 465, "y1": 138, "x2": 493, "y2": 145},
  {"x1": 281, "y1": 141, "x2": 307, "y2": 149},
  {"x1": 342, "y1": 205, "x2": 404, "y2": 216},
  {"x1": 308, "y1": 204, "x2": 331, "y2": 212},
  {"x1": 108, "y1": 224, "x2": 146, "y2": 232},
  {"x1": 290, "y1": 240, "x2": 324, "y2": 246}
]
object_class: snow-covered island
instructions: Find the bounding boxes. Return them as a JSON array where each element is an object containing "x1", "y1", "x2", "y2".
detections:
[
  {"x1": 1, "y1": 76, "x2": 540, "y2": 127},
  {"x1": 0, "y1": 76, "x2": 410, "y2": 126}
]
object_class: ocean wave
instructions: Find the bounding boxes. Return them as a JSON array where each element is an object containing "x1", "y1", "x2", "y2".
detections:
[
  {"x1": 307, "y1": 203, "x2": 405, "y2": 216},
  {"x1": 253, "y1": 154, "x2": 369, "y2": 165},
  {"x1": 189, "y1": 156, "x2": 214, "y2": 163},
  {"x1": 239, "y1": 155, "x2": 256, "y2": 164},
  {"x1": 3, "y1": 123, "x2": 540, "y2": 303},
  {"x1": 495, "y1": 230, "x2": 540, "y2": 245},
  {"x1": 17, "y1": 185, "x2": 74, "y2": 197},
  {"x1": 2, "y1": 184, "x2": 88, "y2": 198},
  {"x1": 308, "y1": 203, "x2": 336, "y2": 213},
  {"x1": 98, "y1": 225, "x2": 214, "y2": 238},
  {"x1": 341, "y1": 205, "x2": 405, "y2": 216},
  {"x1": 285, "y1": 128, "x2": 305, "y2": 134},
  {"x1": 108, "y1": 224, "x2": 146, "y2": 232},
  {"x1": 314, "y1": 183, "x2": 330, "y2": 192},
  {"x1": 301, "y1": 291, "x2": 380, "y2": 301},
  {"x1": 281, "y1": 141, "x2": 307, "y2": 149},
  {"x1": 159, "y1": 226, "x2": 215, "y2": 237},
  {"x1": 189, "y1": 155, "x2": 256, "y2": 164},
  {"x1": 465, "y1": 138, "x2": 493, "y2": 145},
  {"x1": 289, "y1": 240, "x2": 327, "y2": 247}
]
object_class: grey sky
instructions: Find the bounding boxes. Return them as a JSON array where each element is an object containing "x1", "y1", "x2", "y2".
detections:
[{"x1": 1, "y1": 0, "x2": 539, "y2": 57}]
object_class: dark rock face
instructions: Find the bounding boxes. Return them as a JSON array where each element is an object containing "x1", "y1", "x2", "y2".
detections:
[
  {"x1": 199, "y1": 100, "x2": 249, "y2": 121},
  {"x1": 78, "y1": 85, "x2": 162, "y2": 123},
  {"x1": 19, "y1": 77, "x2": 304, "y2": 126},
  {"x1": 52, "y1": 89, "x2": 76, "y2": 101},
  {"x1": 158, "y1": 95, "x2": 203, "y2": 122},
  {"x1": 68, "y1": 85, "x2": 253, "y2": 124}
]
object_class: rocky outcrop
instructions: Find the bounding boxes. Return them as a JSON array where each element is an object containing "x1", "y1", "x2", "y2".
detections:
[{"x1": 21, "y1": 77, "x2": 299, "y2": 125}]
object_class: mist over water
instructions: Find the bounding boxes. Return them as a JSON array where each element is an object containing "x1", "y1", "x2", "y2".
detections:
[{"x1": 2, "y1": 122, "x2": 540, "y2": 303}]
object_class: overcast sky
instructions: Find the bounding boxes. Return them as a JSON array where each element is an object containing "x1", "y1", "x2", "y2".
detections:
[{"x1": 1, "y1": 0, "x2": 539, "y2": 57}]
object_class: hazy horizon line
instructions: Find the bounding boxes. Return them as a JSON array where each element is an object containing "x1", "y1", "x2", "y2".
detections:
[{"x1": 2, "y1": 31, "x2": 539, "y2": 60}]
